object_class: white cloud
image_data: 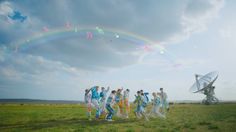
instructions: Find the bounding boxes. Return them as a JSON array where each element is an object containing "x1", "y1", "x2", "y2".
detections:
[
  {"x1": 0, "y1": 51, "x2": 82, "y2": 81},
  {"x1": 171, "y1": 0, "x2": 225, "y2": 43},
  {"x1": 0, "y1": 1, "x2": 13, "y2": 16},
  {"x1": 219, "y1": 25, "x2": 236, "y2": 39}
]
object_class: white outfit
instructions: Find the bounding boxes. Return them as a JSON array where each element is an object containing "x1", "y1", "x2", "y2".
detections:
[
  {"x1": 100, "y1": 88, "x2": 110, "y2": 113},
  {"x1": 160, "y1": 91, "x2": 169, "y2": 109},
  {"x1": 92, "y1": 99, "x2": 100, "y2": 110},
  {"x1": 149, "y1": 96, "x2": 165, "y2": 118}
]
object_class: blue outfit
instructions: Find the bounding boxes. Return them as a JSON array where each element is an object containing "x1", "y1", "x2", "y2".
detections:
[
  {"x1": 134, "y1": 95, "x2": 144, "y2": 112},
  {"x1": 91, "y1": 86, "x2": 100, "y2": 100},
  {"x1": 142, "y1": 93, "x2": 149, "y2": 108},
  {"x1": 106, "y1": 94, "x2": 115, "y2": 120},
  {"x1": 100, "y1": 92, "x2": 105, "y2": 98},
  {"x1": 100, "y1": 88, "x2": 110, "y2": 113},
  {"x1": 154, "y1": 97, "x2": 161, "y2": 106},
  {"x1": 90, "y1": 86, "x2": 100, "y2": 118},
  {"x1": 144, "y1": 93, "x2": 149, "y2": 102},
  {"x1": 100, "y1": 89, "x2": 109, "y2": 102},
  {"x1": 115, "y1": 94, "x2": 121, "y2": 103},
  {"x1": 106, "y1": 104, "x2": 114, "y2": 120}
]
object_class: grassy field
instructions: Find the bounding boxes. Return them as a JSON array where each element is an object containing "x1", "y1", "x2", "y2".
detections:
[{"x1": 0, "y1": 103, "x2": 236, "y2": 132}]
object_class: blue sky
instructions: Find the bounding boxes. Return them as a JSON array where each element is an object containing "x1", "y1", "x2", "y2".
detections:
[{"x1": 0, "y1": 0, "x2": 235, "y2": 101}]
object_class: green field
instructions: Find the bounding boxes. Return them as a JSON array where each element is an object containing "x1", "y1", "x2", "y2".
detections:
[{"x1": 0, "y1": 103, "x2": 236, "y2": 132}]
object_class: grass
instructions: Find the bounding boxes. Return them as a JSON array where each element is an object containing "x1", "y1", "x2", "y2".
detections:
[{"x1": 0, "y1": 103, "x2": 236, "y2": 132}]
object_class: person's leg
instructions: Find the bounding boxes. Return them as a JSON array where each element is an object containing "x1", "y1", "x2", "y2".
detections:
[
  {"x1": 156, "y1": 106, "x2": 166, "y2": 118},
  {"x1": 109, "y1": 105, "x2": 114, "y2": 120},
  {"x1": 137, "y1": 105, "x2": 143, "y2": 118},
  {"x1": 106, "y1": 104, "x2": 114, "y2": 120},
  {"x1": 134, "y1": 105, "x2": 139, "y2": 118},
  {"x1": 149, "y1": 105, "x2": 155, "y2": 118},
  {"x1": 87, "y1": 103, "x2": 92, "y2": 120},
  {"x1": 92, "y1": 99, "x2": 100, "y2": 119},
  {"x1": 118, "y1": 101, "x2": 123, "y2": 116},
  {"x1": 116, "y1": 103, "x2": 121, "y2": 117},
  {"x1": 161, "y1": 101, "x2": 165, "y2": 114},
  {"x1": 125, "y1": 99, "x2": 129, "y2": 118},
  {"x1": 141, "y1": 108, "x2": 149, "y2": 121},
  {"x1": 103, "y1": 101, "x2": 107, "y2": 113},
  {"x1": 164, "y1": 100, "x2": 169, "y2": 111},
  {"x1": 106, "y1": 104, "x2": 111, "y2": 120},
  {"x1": 141, "y1": 106, "x2": 149, "y2": 121},
  {"x1": 100, "y1": 100, "x2": 106, "y2": 114}
]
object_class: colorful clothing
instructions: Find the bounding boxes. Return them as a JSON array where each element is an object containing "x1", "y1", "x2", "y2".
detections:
[
  {"x1": 160, "y1": 92, "x2": 169, "y2": 109},
  {"x1": 115, "y1": 93, "x2": 124, "y2": 116},
  {"x1": 149, "y1": 96, "x2": 165, "y2": 118},
  {"x1": 100, "y1": 91, "x2": 109, "y2": 102},
  {"x1": 90, "y1": 86, "x2": 100, "y2": 118},
  {"x1": 92, "y1": 99, "x2": 100, "y2": 118},
  {"x1": 100, "y1": 88, "x2": 110, "y2": 113},
  {"x1": 123, "y1": 90, "x2": 130, "y2": 115},
  {"x1": 91, "y1": 86, "x2": 100, "y2": 100},
  {"x1": 84, "y1": 93, "x2": 92, "y2": 119},
  {"x1": 134, "y1": 95, "x2": 144, "y2": 112},
  {"x1": 142, "y1": 92, "x2": 149, "y2": 108},
  {"x1": 106, "y1": 94, "x2": 115, "y2": 120},
  {"x1": 153, "y1": 96, "x2": 161, "y2": 106},
  {"x1": 134, "y1": 95, "x2": 149, "y2": 121}
]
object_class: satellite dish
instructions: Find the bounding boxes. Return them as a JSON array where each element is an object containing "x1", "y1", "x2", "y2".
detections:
[{"x1": 190, "y1": 71, "x2": 219, "y2": 105}]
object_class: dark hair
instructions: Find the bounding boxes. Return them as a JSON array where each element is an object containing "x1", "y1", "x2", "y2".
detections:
[
  {"x1": 137, "y1": 91, "x2": 140, "y2": 94},
  {"x1": 112, "y1": 90, "x2": 116, "y2": 94},
  {"x1": 126, "y1": 89, "x2": 130, "y2": 92},
  {"x1": 141, "y1": 93, "x2": 144, "y2": 96},
  {"x1": 160, "y1": 88, "x2": 163, "y2": 90}
]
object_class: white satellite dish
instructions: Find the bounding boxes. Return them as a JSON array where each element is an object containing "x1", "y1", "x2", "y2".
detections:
[{"x1": 190, "y1": 71, "x2": 219, "y2": 104}]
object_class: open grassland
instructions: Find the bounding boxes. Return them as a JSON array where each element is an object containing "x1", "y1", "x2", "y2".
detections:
[{"x1": 0, "y1": 103, "x2": 236, "y2": 132}]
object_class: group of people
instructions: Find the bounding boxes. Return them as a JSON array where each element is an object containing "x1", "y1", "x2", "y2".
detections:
[{"x1": 84, "y1": 86, "x2": 169, "y2": 121}]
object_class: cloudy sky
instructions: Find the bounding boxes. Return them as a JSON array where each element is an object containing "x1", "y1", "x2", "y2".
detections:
[{"x1": 0, "y1": 0, "x2": 235, "y2": 101}]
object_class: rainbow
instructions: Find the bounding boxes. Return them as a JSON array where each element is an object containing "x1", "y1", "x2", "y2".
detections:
[
  {"x1": 11, "y1": 26, "x2": 164, "y2": 50},
  {"x1": 5, "y1": 26, "x2": 178, "y2": 63}
]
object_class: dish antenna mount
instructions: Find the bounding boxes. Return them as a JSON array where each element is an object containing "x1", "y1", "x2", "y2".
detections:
[{"x1": 190, "y1": 71, "x2": 219, "y2": 105}]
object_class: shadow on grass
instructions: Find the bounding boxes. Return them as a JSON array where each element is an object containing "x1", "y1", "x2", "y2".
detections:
[{"x1": 0, "y1": 118, "x2": 138, "y2": 130}]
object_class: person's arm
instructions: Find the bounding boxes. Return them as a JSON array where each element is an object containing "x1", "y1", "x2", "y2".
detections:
[
  {"x1": 144, "y1": 93, "x2": 149, "y2": 102},
  {"x1": 85, "y1": 89, "x2": 91, "y2": 95},
  {"x1": 84, "y1": 94, "x2": 87, "y2": 103},
  {"x1": 87, "y1": 86, "x2": 93, "y2": 93},
  {"x1": 121, "y1": 87, "x2": 124, "y2": 92},
  {"x1": 106, "y1": 86, "x2": 110, "y2": 92},
  {"x1": 90, "y1": 86, "x2": 98, "y2": 92},
  {"x1": 133, "y1": 97, "x2": 137, "y2": 104},
  {"x1": 111, "y1": 96, "x2": 115, "y2": 105},
  {"x1": 99, "y1": 92, "x2": 103, "y2": 98},
  {"x1": 134, "y1": 95, "x2": 139, "y2": 103}
]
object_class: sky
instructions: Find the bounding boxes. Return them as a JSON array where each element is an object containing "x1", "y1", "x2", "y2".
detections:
[{"x1": 0, "y1": 0, "x2": 235, "y2": 101}]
